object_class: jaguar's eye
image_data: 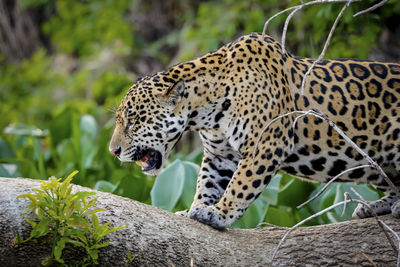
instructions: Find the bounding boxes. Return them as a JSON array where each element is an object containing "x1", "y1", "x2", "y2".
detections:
[
  {"x1": 125, "y1": 116, "x2": 139, "y2": 132},
  {"x1": 125, "y1": 120, "x2": 133, "y2": 131}
]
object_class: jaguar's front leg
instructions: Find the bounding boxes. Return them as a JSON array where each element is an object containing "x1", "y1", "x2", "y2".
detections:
[
  {"x1": 192, "y1": 135, "x2": 291, "y2": 230},
  {"x1": 176, "y1": 150, "x2": 238, "y2": 217},
  {"x1": 188, "y1": 155, "x2": 278, "y2": 228},
  {"x1": 188, "y1": 121, "x2": 292, "y2": 228}
]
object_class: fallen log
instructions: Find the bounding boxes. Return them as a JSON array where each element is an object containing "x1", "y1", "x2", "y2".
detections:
[{"x1": 0, "y1": 177, "x2": 398, "y2": 266}]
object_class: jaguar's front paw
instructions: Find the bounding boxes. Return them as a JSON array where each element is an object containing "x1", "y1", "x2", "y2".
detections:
[
  {"x1": 175, "y1": 209, "x2": 189, "y2": 217},
  {"x1": 188, "y1": 205, "x2": 231, "y2": 229},
  {"x1": 352, "y1": 203, "x2": 374, "y2": 219}
]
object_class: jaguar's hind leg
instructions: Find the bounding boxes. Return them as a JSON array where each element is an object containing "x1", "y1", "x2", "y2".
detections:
[{"x1": 352, "y1": 194, "x2": 398, "y2": 219}]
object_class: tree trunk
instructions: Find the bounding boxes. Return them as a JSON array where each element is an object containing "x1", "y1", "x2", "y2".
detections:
[{"x1": 0, "y1": 177, "x2": 398, "y2": 266}]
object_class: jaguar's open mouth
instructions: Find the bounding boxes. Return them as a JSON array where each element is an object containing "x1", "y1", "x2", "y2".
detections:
[{"x1": 134, "y1": 148, "x2": 162, "y2": 173}]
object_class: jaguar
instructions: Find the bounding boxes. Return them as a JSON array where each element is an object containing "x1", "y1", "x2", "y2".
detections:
[{"x1": 109, "y1": 33, "x2": 400, "y2": 229}]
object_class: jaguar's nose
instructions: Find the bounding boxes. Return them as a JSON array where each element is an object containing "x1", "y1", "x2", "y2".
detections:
[{"x1": 110, "y1": 147, "x2": 121, "y2": 157}]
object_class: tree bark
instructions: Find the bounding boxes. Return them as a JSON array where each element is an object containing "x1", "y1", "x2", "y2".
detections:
[{"x1": 0, "y1": 177, "x2": 399, "y2": 266}]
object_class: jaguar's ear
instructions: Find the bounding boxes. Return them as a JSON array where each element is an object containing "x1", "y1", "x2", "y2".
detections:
[{"x1": 157, "y1": 80, "x2": 185, "y2": 109}]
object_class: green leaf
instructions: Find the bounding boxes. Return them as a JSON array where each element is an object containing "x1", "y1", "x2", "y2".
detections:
[
  {"x1": 69, "y1": 214, "x2": 91, "y2": 230},
  {"x1": 65, "y1": 238, "x2": 85, "y2": 247},
  {"x1": 179, "y1": 161, "x2": 199, "y2": 209},
  {"x1": 185, "y1": 149, "x2": 203, "y2": 165},
  {"x1": 231, "y1": 197, "x2": 268, "y2": 229},
  {"x1": 86, "y1": 248, "x2": 99, "y2": 263},
  {"x1": 25, "y1": 218, "x2": 37, "y2": 228},
  {"x1": 260, "y1": 174, "x2": 282, "y2": 206},
  {"x1": 54, "y1": 237, "x2": 67, "y2": 262},
  {"x1": 80, "y1": 134, "x2": 97, "y2": 170},
  {"x1": 83, "y1": 209, "x2": 106, "y2": 217},
  {"x1": 0, "y1": 164, "x2": 11, "y2": 177},
  {"x1": 49, "y1": 107, "x2": 76, "y2": 147},
  {"x1": 151, "y1": 160, "x2": 185, "y2": 211},
  {"x1": 102, "y1": 225, "x2": 126, "y2": 236},
  {"x1": 277, "y1": 174, "x2": 317, "y2": 207},
  {"x1": 94, "y1": 180, "x2": 116, "y2": 192},
  {"x1": 4, "y1": 123, "x2": 48, "y2": 137},
  {"x1": 0, "y1": 138, "x2": 15, "y2": 158},
  {"x1": 91, "y1": 213, "x2": 99, "y2": 230},
  {"x1": 79, "y1": 114, "x2": 97, "y2": 139},
  {"x1": 264, "y1": 206, "x2": 296, "y2": 227},
  {"x1": 29, "y1": 217, "x2": 51, "y2": 239},
  {"x1": 74, "y1": 191, "x2": 97, "y2": 200},
  {"x1": 93, "y1": 240, "x2": 110, "y2": 249},
  {"x1": 57, "y1": 139, "x2": 77, "y2": 169}
]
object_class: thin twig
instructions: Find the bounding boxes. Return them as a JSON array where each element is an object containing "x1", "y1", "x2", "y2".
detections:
[
  {"x1": 353, "y1": 0, "x2": 388, "y2": 17},
  {"x1": 292, "y1": 110, "x2": 314, "y2": 132},
  {"x1": 342, "y1": 192, "x2": 351, "y2": 217},
  {"x1": 300, "y1": 0, "x2": 353, "y2": 95},
  {"x1": 168, "y1": 259, "x2": 175, "y2": 267},
  {"x1": 257, "y1": 222, "x2": 289, "y2": 230},
  {"x1": 381, "y1": 222, "x2": 400, "y2": 267},
  {"x1": 281, "y1": 6, "x2": 302, "y2": 54},
  {"x1": 357, "y1": 250, "x2": 378, "y2": 267},
  {"x1": 189, "y1": 249, "x2": 194, "y2": 267},
  {"x1": 262, "y1": 0, "x2": 361, "y2": 37},
  {"x1": 270, "y1": 199, "x2": 352, "y2": 262},
  {"x1": 297, "y1": 164, "x2": 371, "y2": 209},
  {"x1": 350, "y1": 186, "x2": 366, "y2": 201}
]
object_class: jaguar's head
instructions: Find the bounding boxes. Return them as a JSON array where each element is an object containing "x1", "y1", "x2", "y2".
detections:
[{"x1": 109, "y1": 75, "x2": 187, "y2": 175}]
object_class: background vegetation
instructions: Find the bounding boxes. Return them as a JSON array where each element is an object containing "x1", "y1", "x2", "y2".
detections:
[{"x1": 1, "y1": 0, "x2": 399, "y2": 228}]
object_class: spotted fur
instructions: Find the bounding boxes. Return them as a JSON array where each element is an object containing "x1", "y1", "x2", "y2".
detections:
[{"x1": 110, "y1": 33, "x2": 400, "y2": 229}]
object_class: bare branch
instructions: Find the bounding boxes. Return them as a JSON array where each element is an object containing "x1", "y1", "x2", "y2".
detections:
[
  {"x1": 381, "y1": 221, "x2": 400, "y2": 267},
  {"x1": 189, "y1": 249, "x2": 194, "y2": 267},
  {"x1": 356, "y1": 250, "x2": 378, "y2": 267},
  {"x1": 270, "y1": 199, "x2": 352, "y2": 262},
  {"x1": 300, "y1": 0, "x2": 353, "y2": 95},
  {"x1": 341, "y1": 192, "x2": 352, "y2": 216},
  {"x1": 261, "y1": 0, "x2": 360, "y2": 38},
  {"x1": 297, "y1": 164, "x2": 371, "y2": 209},
  {"x1": 350, "y1": 186, "x2": 366, "y2": 201},
  {"x1": 292, "y1": 110, "x2": 314, "y2": 131},
  {"x1": 281, "y1": 6, "x2": 302, "y2": 54},
  {"x1": 353, "y1": 0, "x2": 388, "y2": 17},
  {"x1": 257, "y1": 222, "x2": 289, "y2": 230}
]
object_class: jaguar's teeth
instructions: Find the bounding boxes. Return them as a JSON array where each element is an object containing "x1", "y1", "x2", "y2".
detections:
[
  {"x1": 150, "y1": 151, "x2": 155, "y2": 156},
  {"x1": 136, "y1": 161, "x2": 149, "y2": 168}
]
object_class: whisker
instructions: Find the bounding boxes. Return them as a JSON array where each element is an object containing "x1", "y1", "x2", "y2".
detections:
[{"x1": 106, "y1": 104, "x2": 119, "y2": 114}]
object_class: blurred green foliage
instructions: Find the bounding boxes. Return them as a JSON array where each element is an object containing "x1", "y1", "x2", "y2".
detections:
[{"x1": 1, "y1": 0, "x2": 398, "y2": 229}]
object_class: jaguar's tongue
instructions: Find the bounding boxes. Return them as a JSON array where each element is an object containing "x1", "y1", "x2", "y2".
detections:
[{"x1": 136, "y1": 154, "x2": 149, "y2": 168}]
